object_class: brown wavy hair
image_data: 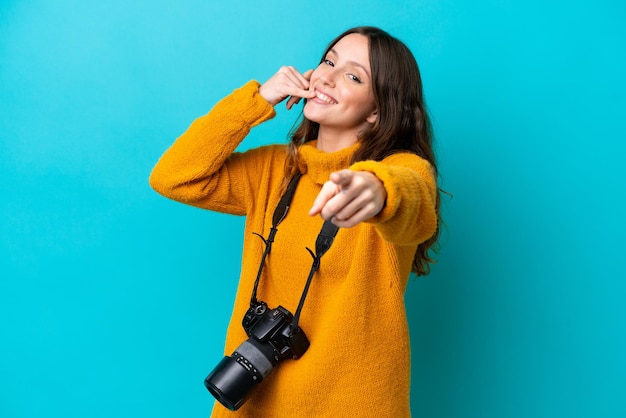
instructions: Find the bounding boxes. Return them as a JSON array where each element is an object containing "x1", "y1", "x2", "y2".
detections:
[{"x1": 285, "y1": 26, "x2": 440, "y2": 276}]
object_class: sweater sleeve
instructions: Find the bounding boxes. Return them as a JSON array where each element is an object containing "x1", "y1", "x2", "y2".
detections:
[
  {"x1": 149, "y1": 81, "x2": 276, "y2": 214},
  {"x1": 350, "y1": 153, "x2": 438, "y2": 245}
]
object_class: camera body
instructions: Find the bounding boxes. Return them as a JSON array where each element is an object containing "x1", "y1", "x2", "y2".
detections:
[
  {"x1": 204, "y1": 301, "x2": 310, "y2": 411},
  {"x1": 242, "y1": 302, "x2": 310, "y2": 360}
]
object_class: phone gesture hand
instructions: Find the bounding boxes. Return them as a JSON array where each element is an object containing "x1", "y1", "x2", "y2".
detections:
[{"x1": 259, "y1": 67, "x2": 315, "y2": 109}]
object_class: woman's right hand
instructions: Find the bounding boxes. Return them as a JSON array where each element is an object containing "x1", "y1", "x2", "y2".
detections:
[{"x1": 259, "y1": 66, "x2": 315, "y2": 110}]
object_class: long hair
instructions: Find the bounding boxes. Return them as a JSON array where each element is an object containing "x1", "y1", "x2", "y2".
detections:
[{"x1": 286, "y1": 26, "x2": 441, "y2": 276}]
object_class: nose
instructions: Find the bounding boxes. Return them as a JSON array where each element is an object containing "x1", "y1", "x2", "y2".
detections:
[{"x1": 319, "y1": 67, "x2": 338, "y2": 87}]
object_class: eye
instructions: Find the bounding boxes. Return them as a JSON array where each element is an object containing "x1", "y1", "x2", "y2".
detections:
[
  {"x1": 348, "y1": 74, "x2": 362, "y2": 83},
  {"x1": 323, "y1": 59, "x2": 334, "y2": 67}
]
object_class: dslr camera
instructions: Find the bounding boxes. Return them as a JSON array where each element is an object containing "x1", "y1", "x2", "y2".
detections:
[{"x1": 204, "y1": 301, "x2": 310, "y2": 411}]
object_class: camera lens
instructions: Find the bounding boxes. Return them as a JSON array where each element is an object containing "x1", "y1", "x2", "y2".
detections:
[{"x1": 204, "y1": 339, "x2": 277, "y2": 411}]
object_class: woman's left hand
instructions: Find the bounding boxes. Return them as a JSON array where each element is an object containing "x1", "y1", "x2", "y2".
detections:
[{"x1": 309, "y1": 170, "x2": 387, "y2": 228}]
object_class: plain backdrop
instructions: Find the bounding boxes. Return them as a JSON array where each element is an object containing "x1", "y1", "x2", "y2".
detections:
[{"x1": 1, "y1": 1, "x2": 625, "y2": 417}]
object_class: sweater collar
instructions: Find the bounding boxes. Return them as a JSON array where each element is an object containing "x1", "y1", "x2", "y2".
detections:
[{"x1": 297, "y1": 140, "x2": 359, "y2": 185}]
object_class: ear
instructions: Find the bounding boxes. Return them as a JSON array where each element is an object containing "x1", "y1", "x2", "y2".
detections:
[{"x1": 366, "y1": 109, "x2": 378, "y2": 124}]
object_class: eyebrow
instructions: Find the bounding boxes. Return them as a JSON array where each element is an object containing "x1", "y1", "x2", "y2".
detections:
[{"x1": 328, "y1": 48, "x2": 371, "y2": 78}]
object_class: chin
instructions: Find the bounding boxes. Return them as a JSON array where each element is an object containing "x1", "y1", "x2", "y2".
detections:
[{"x1": 303, "y1": 105, "x2": 321, "y2": 124}]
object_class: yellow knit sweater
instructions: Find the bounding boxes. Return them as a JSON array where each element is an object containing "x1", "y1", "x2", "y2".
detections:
[{"x1": 150, "y1": 81, "x2": 438, "y2": 417}]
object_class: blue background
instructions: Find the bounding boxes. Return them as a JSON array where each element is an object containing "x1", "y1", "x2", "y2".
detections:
[{"x1": 1, "y1": 1, "x2": 624, "y2": 417}]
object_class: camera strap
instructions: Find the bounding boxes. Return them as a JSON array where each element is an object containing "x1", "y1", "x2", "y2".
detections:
[
  {"x1": 250, "y1": 172, "x2": 303, "y2": 305},
  {"x1": 249, "y1": 171, "x2": 339, "y2": 331},
  {"x1": 293, "y1": 217, "x2": 338, "y2": 330}
]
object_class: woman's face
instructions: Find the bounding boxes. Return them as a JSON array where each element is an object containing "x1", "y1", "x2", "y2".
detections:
[{"x1": 304, "y1": 33, "x2": 378, "y2": 137}]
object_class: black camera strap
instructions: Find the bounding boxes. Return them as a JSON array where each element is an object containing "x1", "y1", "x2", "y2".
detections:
[
  {"x1": 249, "y1": 172, "x2": 339, "y2": 330},
  {"x1": 293, "y1": 218, "x2": 338, "y2": 330},
  {"x1": 250, "y1": 172, "x2": 302, "y2": 305}
]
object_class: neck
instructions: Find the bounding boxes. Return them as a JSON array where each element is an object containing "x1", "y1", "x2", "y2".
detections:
[{"x1": 316, "y1": 126, "x2": 359, "y2": 153}]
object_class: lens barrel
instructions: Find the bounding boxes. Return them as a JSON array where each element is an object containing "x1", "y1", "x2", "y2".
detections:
[{"x1": 204, "y1": 339, "x2": 277, "y2": 411}]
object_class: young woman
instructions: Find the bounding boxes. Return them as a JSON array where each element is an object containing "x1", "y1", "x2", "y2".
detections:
[{"x1": 150, "y1": 26, "x2": 440, "y2": 417}]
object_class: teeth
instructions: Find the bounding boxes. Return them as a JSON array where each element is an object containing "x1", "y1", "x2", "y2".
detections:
[{"x1": 315, "y1": 90, "x2": 337, "y2": 104}]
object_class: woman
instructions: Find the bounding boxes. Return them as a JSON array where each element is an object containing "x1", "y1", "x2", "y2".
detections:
[{"x1": 150, "y1": 26, "x2": 440, "y2": 417}]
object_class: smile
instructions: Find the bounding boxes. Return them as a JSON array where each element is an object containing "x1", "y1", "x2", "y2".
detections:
[{"x1": 314, "y1": 89, "x2": 338, "y2": 105}]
